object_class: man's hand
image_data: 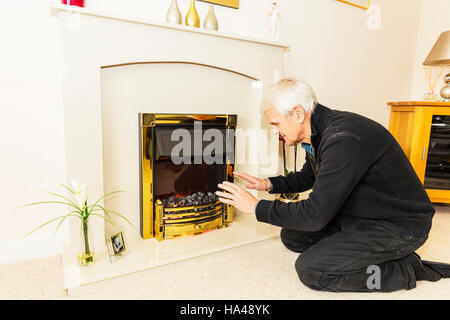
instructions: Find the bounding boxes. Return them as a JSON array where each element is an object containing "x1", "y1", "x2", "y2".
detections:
[
  {"x1": 216, "y1": 181, "x2": 259, "y2": 213},
  {"x1": 233, "y1": 171, "x2": 270, "y2": 191}
]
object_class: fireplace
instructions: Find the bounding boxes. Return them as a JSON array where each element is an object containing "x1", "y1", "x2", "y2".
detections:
[{"x1": 139, "y1": 113, "x2": 237, "y2": 240}]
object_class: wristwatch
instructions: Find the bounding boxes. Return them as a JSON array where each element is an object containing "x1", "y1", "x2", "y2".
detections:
[{"x1": 267, "y1": 179, "x2": 273, "y2": 192}]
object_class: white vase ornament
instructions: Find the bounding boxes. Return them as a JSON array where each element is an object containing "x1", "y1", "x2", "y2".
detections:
[
  {"x1": 204, "y1": 4, "x2": 219, "y2": 31},
  {"x1": 166, "y1": 0, "x2": 182, "y2": 24}
]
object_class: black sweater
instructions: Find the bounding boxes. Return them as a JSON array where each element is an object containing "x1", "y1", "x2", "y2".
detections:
[{"x1": 255, "y1": 104, "x2": 435, "y2": 232}]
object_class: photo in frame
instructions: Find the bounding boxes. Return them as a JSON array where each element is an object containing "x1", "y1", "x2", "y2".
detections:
[
  {"x1": 336, "y1": 0, "x2": 370, "y2": 10},
  {"x1": 198, "y1": 0, "x2": 239, "y2": 9},
  {"x1": 105, "y1": 231, "x2": 128, "y2": 263}
]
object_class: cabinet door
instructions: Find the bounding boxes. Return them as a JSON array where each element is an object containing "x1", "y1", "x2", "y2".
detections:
[{"x1": 389, "y1": 106, "x2": 416, "y2": 159}]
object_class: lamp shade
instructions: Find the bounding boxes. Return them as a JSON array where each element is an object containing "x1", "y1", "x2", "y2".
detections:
[{"x1": 423, "y1": 30, "x2": 450, "y2": 66}]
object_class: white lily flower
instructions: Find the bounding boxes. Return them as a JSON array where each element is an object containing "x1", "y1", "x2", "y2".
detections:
[{"x1": 70, "y1": 180, "x2": 88, "y2": 211}]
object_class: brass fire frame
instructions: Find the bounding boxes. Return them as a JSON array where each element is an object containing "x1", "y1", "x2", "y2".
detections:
[{"x1": 139, "y1": 113, "x2": 237, "y2": 240}]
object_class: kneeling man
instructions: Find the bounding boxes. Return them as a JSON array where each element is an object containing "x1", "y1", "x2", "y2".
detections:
[{"x1": 216, "y1": 79, "x2": 450, "y2": 292}]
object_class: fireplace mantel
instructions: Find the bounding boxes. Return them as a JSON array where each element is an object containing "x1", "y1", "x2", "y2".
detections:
[
  {"x1": 51, "y1": 4, "x2": 290, "y2": 51},
  {"x1": 53, "y1": 2, "x2": 288, "y2": 291}
]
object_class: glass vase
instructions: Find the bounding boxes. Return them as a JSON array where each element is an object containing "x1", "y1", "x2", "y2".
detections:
[{"x1": 77, "y1": 217, "x2": 94, "y2": 266}]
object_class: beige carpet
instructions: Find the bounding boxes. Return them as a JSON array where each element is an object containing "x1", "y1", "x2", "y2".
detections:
[{"x1": 1, "y1": 206, "x2": 449, "y2": 300}]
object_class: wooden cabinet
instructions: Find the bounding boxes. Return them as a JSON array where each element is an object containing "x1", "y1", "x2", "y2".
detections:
[{"x1": 388, "y1": 101, "x2": 450, "y2": 203}]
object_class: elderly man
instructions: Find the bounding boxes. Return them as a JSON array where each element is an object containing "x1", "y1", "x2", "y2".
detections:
[{"x1": 216, "y1": 79, "x2": 450, "y2": 292}]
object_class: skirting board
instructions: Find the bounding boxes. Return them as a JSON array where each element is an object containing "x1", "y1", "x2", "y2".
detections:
[{"x1": 1, "y1": 235, "x2": 66, "y2": 266}]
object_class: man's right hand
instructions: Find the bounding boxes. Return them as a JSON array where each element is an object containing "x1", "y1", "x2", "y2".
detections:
[{"x1": 233, "y1": 171, "x2": 271, "y2": 191}]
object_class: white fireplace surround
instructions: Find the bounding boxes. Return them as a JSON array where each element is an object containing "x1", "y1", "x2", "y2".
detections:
[{"x1": 52, "y1": 4, "x2": 289, "y2": 290}]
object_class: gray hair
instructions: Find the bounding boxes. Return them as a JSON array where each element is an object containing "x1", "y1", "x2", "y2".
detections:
[{"x1": 261, "y1": 78, "x2": 318, "y2": 115}]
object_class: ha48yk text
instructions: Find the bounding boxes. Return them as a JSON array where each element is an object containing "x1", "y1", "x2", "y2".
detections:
[{"x1": 179, "y1": 304, "x2": 270, "y2": 317}]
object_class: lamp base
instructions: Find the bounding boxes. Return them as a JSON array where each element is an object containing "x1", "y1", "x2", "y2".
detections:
[{"x1": 440, "y1": 73, "x2": 450, "y2": 102}]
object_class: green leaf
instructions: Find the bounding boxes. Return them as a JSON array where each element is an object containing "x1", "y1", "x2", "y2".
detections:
[
  {"x1": 24, "y1": 214, "x2": 76, "y2": 239},
  {"x1": 81, "y1": 206, "x2": 89, "y2": 220},
  {"x1": 92, "y1": 205, "x2": 138, "y2": 234},
  {"x1": 87, "y1": 191, "x2": 125, "y2": 215},
  {"x1": 89, "y1": 213, "x2": 120, "y2": 231},
  {"x1": 16, "y1": 201, "x2": 82, "y2": 213},
  {"x1": 50, "y1": 180, "x2": 75, "y2": 195},
  {"x1": 39, "y1": 191, "x2": 81, "y2": 212},
  {"x1": 54, "y1": 211, "x2": 80, "y2": 236}
]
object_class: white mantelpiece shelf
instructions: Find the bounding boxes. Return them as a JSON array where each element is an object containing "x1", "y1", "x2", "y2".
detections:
[{"x1": 51, "y1": 3, "x2": 290, "y2": 51}]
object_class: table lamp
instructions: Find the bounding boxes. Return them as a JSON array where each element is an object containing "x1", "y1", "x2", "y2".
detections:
[{"x1": 423, "y1": 30, "x2": 450, "y2": 102}]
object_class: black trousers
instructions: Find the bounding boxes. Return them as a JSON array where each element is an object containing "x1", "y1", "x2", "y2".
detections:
[{"x1": 281, "y1": 214, "x2": 443, "y2": 292}]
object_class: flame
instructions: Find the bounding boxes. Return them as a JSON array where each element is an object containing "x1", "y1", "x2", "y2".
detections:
[{"x1": 227, "y1": 164, "x2": 233, "y2": 177}]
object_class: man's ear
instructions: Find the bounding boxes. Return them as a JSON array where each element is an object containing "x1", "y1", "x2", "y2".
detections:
[{"x1": 293, "y1": 105, "x2": 305, "y2": 123}]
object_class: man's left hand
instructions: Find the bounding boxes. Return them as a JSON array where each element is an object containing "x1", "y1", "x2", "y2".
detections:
[{"x1": 216, "y1": 181, "x2": 259, "y2": 213}]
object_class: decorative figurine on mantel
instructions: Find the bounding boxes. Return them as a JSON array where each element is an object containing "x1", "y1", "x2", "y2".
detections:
[
  {"x1": 204, "y1": 4, "x2": 219, "y2": 31},
  {"x1": 166, "y1": 0, "x2": 182, "y2": 25},
  {"x1": 268, "y1": 1, "x2": 282, "y2": 42},
  {"x1": 61, "y1": 0, "x2": 84, "y2": 7},
  {"x1": 186, "y1": 0, "x2": 201, "y2": 28}
]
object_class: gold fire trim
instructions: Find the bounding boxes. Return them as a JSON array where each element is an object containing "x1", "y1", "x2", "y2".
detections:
[
  {"x1": 155, "y1": 200, "x2": 226, "y2": 240},
  {"x1": 141, "y1": 113, "x2": 236, "y2": 127},
  {"x1": 140, "y1": 125, "x2": 153, "y2": 239},
  {"x1": 164, "y1": 200, "x2": 221, "y2": 212},
  {"x1": 139, "y1": 113, "x2": 237, "y2": 240}
]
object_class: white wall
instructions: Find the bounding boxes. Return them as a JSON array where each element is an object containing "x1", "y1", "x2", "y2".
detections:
[
  {"x1": 281, "y1": 0, "x2": 422, "y2": 127},
  {"x1": 0, "y1": 0, "x2": 66, "y2": 264},
  {"x1": 410, "y1": 0, "x2": 450, "y2": 100},
  {"x1": 0, "y1": 0, "x2": 426, "y2": 264}
]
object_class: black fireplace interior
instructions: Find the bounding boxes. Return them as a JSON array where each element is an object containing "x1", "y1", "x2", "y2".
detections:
[{"x1": 153, "y1": 126, "x2": 229, "y2": 208}]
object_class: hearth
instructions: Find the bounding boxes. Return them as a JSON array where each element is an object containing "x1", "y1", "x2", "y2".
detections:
[{"x1": 139, "y1": 114, "x2": 237, "y2": 240}]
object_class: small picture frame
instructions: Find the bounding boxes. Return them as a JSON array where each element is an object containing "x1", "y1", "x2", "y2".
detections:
[{"x1": 105, "y1": 231, "x2": 128, "y2": 263}]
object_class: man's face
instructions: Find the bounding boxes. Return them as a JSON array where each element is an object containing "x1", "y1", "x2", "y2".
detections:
[{"x1": 264, "y1": 105, "x2": 310, "y2": 146}]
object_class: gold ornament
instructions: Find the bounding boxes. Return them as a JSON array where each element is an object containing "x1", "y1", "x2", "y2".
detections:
[{"x1": 186, "y1": 0, "x2": 200, "y2": 28}]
